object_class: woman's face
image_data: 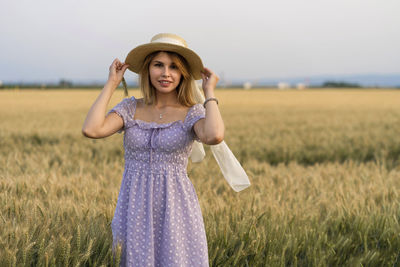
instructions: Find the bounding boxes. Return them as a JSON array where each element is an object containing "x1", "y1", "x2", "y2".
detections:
[{"x1": 149, "y1": 52, "x2": 182, "y2": 95}]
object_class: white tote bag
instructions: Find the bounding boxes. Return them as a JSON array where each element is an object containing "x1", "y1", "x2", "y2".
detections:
[
  {"x1": 210, "y1": 141, "x2": 251, "y2": 192},
  {"x1": 190, "y1": 141, "x2": 206, "y2": 163}
]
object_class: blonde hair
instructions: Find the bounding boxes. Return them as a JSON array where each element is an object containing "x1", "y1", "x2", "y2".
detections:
[{"x1": 139, "y1": 51, "x2": 197, "y2": 107}]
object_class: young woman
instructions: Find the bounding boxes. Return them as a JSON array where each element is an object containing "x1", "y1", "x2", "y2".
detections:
[{"x1": 82, "y1": 33, "x2": 224, "y2": 266}]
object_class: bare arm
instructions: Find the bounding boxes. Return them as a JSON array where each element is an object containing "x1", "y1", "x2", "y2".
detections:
[
  {"x1": 82, "y1": 59, "x2": 130, "y2": 139},
  {"x1": 193, "y1": 67, "x2": 225, "y2": 145}
]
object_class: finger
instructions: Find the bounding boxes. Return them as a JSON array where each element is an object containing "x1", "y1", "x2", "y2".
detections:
[
  {"x1": 202, "y1": 67, "x2": 211, "y2": 72},
  {"x1": 112, "y1": 58, "x2": 120, "y2": 65},
  {"x1": 205, "y1": 68, "x2": 219, "y2": 82},
  {"x1": 202, "y1": 67, "x2": 213, "y2": 75},
  {"x1": 201, "y1": 70, "x2": 210, "y2": 77},
  {"x1": 110, "y1": 58, "x2": 120, "y2": 70},
  {"x1": 118, "y1": 64, "x2": 130, "y2": 74},
  {"x1": 201, "y1": 72, "x2": 208, "y2": 81},
  {"x1": 122, "y1": 64, "x2": 130, "y2": 72},
  {"x1": 201, "y1": 68, "x2": 210, "y2": 76},
  {"x1": 114, "y1": 59, "x2": 123, "y2": 70},
  {"x1": 203, "y1": 68, "x2": 216, "y2": 81}
]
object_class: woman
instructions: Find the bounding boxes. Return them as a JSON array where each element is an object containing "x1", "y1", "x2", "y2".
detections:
[{"x1": 82, "y1": 33, "x2": 224, "y2": 266}]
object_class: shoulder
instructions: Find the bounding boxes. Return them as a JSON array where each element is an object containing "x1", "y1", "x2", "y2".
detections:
[
  {"x1": 185, "y1": 103, "x2": 205, "y2": 128},
  {"x1": 117, "y1": 96, "x2": 137, "y2": 110},
  {"x1": 123, "y1": 96, "x2": 137, "y2": 105},
  {"x1": 109, "y1": 96, "x2": 137, "y2": 118},
  {"x1": 134, "y1": 97, "x2": 144, "y2": 108},
  {"x1": 112, "y1": 96, "x2": 136, "y2": 106},
  {"x1": 189, "y1": 103, "x2": 205, "y2": 116}
]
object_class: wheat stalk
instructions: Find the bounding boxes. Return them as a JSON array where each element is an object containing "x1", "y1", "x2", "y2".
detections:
[{"x1": 121, "y1": 77, "x2": 128, "y2": 97}]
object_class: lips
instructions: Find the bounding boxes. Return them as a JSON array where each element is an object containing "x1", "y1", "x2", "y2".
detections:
[{"x1": 159, "y1": 80, "x2": 172, "y2": 87}]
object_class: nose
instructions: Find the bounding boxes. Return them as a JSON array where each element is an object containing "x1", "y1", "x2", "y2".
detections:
[{"x1": 162, "y1": 67, "x2": 171, "y2": 77}]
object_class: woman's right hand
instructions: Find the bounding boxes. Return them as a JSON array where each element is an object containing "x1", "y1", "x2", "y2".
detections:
[
  {"x1": 108, "y1": 58, "x2": 130, "y2": 87},
  {"x1": 82, "y1": 59, "x2": 129, "y2": 139}
]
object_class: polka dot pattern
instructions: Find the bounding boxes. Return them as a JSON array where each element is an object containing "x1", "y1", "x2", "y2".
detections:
[{"x1": 108, "y1": 97, "x2": 208, "y2": 266}]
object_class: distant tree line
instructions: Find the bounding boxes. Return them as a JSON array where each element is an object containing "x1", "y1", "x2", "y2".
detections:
[
  {"x1": 0, "y1": 79, "x2": 135, "y2": 89},
  {"x1": 321, "y1": 81, "x2": 361, "y2": 88}
]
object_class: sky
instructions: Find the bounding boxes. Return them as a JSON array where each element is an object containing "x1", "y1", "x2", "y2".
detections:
[{"x1": 1, "y1": 0, "x2": 399, "y2": 84}]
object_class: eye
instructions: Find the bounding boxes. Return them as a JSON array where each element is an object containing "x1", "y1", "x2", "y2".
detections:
[
  {"x1": 170, "y1": 64, "x2": 178, "y2": 69},
  {"x1": 154, "y1": 63, "x2": 162, "y2": 67}
]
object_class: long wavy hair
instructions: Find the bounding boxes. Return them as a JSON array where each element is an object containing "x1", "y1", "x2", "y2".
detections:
[{"x1": 139, "y1": 51, "x2": 197, "y2": 107}]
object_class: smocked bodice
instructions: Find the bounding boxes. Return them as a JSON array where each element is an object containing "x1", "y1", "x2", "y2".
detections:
[{"x1": 109, "y1": 96, "x2": 205, "y2": 174}]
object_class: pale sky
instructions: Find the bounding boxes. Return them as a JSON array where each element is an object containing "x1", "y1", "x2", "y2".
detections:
[{"x1": 1, "y1": 0, "x2": 399, "y2": 83}]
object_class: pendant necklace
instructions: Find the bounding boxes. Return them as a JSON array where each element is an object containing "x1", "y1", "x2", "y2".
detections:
[
  {"x1": 158, "y1": 109, "x2": 165, "y2": 120},
  {"x1": 156, "y1": 105, "x2": 171, "y2": 120}
]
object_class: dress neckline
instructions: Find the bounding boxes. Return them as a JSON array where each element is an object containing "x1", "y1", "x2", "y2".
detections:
[{"x1": 130, "y1": 97, "x2": 196, "y2": 126}]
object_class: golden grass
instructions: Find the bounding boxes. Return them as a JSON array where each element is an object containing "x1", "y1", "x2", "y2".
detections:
[{"x1": 1, "y1": 88, "x2": 400, "y2": 266}]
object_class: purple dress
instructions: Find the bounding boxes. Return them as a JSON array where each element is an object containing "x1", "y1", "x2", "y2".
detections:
[{"x1": 109, "y1": 96, "x2": 209, "y2": 267}]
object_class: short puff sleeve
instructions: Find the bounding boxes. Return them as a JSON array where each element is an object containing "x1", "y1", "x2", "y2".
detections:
[
  {"x1": 107, "y1": 96, "x2": 135, "y2": 133},
  {"x1": 185, "y1": 103, "x2": 206, "y2": 141}
]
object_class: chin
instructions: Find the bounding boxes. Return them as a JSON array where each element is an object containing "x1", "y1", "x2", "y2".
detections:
[{"x1": 155, "y1": 86, "x2": 178, "y2": 94}]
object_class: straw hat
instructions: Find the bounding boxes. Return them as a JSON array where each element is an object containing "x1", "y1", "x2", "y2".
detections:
[{"x1": 125, "y1": 33, "x2": 204, "y2": 80}]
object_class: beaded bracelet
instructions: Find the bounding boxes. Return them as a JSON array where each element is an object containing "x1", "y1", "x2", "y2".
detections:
[{"x1": 203, "y1": 97, "x2": 218, "y2": 108}]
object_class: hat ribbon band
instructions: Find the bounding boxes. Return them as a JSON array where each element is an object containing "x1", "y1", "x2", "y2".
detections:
[{"x1": 152, "y1": 37, "x2": 187, "y2": 48}]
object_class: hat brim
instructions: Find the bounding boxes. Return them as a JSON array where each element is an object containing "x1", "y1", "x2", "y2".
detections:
[{"x1": 125, "y1": 43, "x2": 204, "y2": 80}]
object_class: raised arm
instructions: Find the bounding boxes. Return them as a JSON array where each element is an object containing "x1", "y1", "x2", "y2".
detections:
[
  {"x1": 193, "y1": 67, "x2": 225, "y2": 145},
  {"x1": 82, "y1": 59, "x2": 129, "y2": 139}
]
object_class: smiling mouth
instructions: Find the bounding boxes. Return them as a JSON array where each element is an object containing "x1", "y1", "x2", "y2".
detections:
[{"x1": 159, "y1": 80, "x2": 172, "y2": 85}]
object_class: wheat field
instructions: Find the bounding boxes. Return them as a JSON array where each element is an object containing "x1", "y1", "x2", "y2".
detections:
[{"x1": 1, "y1": 89, "x2": 400, "y2": 266}]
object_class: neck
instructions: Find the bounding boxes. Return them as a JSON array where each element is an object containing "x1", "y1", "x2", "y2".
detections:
[{"x1": 154, "y1": 90, "x2": 179, "y2": 108}]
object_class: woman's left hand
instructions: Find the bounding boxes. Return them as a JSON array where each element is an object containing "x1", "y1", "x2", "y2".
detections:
[{"x1": 201, "y1": 67, "x2": 219, "y2": 96}]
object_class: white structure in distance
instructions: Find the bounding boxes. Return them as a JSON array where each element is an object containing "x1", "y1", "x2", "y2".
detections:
[
  {"x1": 277, "y1": 82, "x2": 290, "y2": 90},
  {"x1": 243, "y1": 82, "x2": 252, "y2": 90},
  {"x1": 296, "y1": 83, "x2": 306, "y2": 90}
]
